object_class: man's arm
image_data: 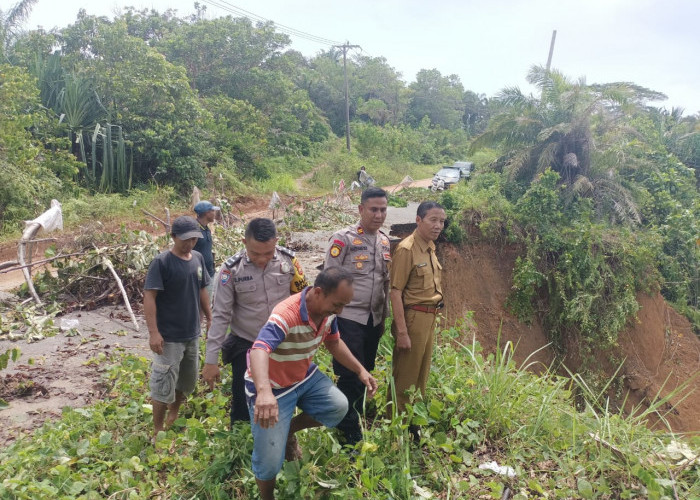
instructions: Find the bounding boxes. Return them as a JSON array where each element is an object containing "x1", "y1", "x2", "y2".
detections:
[
  {"x1": 325, "y1": 338, "x2": 378, "y2": 398},
  {"x1": 202, "y1": 265, "x2": 235, "y2": 389},
  {"x1": 323, "y1": 232, "x2": 348, "y2": 269},
  {"x1": 389, "y1": 246, "x2": 412, "y2": 351},
  {"x1": 390, "y1": 289, "x2": 410, "y2": 351},
  {"x1": 200, "y1": 287, "x2": 212, "y2": 332},
  {"x1": 144, "y1": 289, "x2": 163, "y2": 354},
  {"x1": 250, "y1": 348, "x2": 278, "y2": 428}
]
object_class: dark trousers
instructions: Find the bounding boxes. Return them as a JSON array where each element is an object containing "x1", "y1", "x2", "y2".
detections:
[
  {"x1": 332, "y1": 315, "x2": 384, "y2": 444},
  {"x1": 226, "y1": 336, "x2": 253, "y2": 424}
]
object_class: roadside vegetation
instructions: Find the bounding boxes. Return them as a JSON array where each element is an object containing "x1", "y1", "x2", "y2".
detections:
[
  {"x1": 1, "y1": 1, "x2": 699, "y2": 498},
  {"x1": 1, "y1": 331, "x2": 698, "y2": 499}
]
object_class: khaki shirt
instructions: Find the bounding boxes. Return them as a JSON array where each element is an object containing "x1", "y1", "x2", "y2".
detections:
[
  {"x1": 324, "y1": 223, "x2": 391, "y2": 326},
  {"x1": 390, "y1": 230, "x2": 442, "y2": 307},
  {"x1": 205, "y1": 246, "x2": 307, "y2": 364}
]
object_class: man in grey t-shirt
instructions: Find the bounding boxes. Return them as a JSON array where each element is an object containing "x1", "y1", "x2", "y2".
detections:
[{"x1": 144, "y1": 216, "x2": 212, "y2": 441}]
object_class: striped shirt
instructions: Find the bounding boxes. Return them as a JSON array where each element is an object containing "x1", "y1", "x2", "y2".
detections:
[{"x1": 245, "y1": 287, "x2": 340, "y2": 398}]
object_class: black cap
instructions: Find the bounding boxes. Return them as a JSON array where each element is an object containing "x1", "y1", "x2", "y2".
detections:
[{"x1": 171, "y1": 216, "x2": 203, "y2": 240}]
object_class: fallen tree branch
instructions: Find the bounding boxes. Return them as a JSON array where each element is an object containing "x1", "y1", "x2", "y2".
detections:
[
  {"x1": 24, "y1": 237, "x2": 58, "y2": 244},
  {"x1": 0, "y1": 251, "x2": 87, "y2": 274},
  {"x1": 0, "y1": 260, "x2": 19, "y2": 271},
  {"x1": 19, "y1": 222, "x2": 42, "y2": 305},
  {"x1": 101, "y1": 256, "x2": 139, "y2": 332},
  {"x1": 142, "y1": 209, "x2": 170, "y2": 232}
]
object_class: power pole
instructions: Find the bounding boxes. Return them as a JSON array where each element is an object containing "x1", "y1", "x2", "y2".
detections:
[
  {"x1": 333, "y1": 41, "x2": 360, "y2": 152},
  {"x1": 545, "y1": 30, "x2": 557, "y2": 74}
]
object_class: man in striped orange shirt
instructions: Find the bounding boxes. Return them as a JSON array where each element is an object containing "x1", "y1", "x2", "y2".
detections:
[{"x1": 246, "y1": 267, "x2": 378, "y2": 500}]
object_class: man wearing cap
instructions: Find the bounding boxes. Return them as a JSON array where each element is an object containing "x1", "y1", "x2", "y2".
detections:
[
  {"x1": 389, "y1": 201, "x2": 446, "y2": 439},
  {"x1": 323, "y1": 187, "x2": 390, "y2": 445},
  {"x1": 144, "y1": 215, "x2": 212, "y2": 440},
  {"x1": 193, "y1": 200, "x2": 220, "y2": 288},
  {"x1": 202, "y1": 218, "x2": 308, "y2": 425}
]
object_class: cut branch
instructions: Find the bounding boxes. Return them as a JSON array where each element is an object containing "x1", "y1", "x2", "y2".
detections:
[{"x1": 101, "y1": 256, "x2": 139, "y2": 331}]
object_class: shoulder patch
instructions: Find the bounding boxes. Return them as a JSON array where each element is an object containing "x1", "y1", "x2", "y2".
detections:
[
  {"x1": 277, "y1": 245, "x2": 296, "y2": 258},
  {"x1": 330, "y1": 245, "x2": 342, "y2": 258},
  {"x1": 220, "y1": 268, "x2": 232, "y2": 285}
]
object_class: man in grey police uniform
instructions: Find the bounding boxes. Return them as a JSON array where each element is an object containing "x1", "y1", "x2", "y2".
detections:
[
  {"x1": 324, "y1": 187, "x2": 390, "y2": 445},
  {"x1": 202, "y1": 218, "x2": 308, "y2": 425}
]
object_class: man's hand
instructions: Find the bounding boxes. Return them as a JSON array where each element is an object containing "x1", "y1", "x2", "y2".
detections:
[
  {"x1": 253, "y1": 390, "x2": 279, "y2": 429},
  {"x1": 202, "y1": 363, "x2": 220, "y2": 390},
  {"x1": 149, "y1": 331, "x2": 164, "y2": 354},
  {"x1": 396, "y1": 330, "x2": 411, "y2": 351},
  {"x1": 204, "y1": 315, "x2": 212, "y2": 333},
  {"x1": 358, "y1": 369, "x2": 378, "y2": 399}
]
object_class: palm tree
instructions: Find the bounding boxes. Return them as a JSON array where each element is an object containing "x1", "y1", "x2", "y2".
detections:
[
  {"x1": 0, "y1": 0, "x2": 38, "y2": 62},
  {"x1": 471, "y1": 65, "x2": 666, "y2": 224}
]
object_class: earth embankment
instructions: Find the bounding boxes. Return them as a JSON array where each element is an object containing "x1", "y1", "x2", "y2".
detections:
[{"x1": 436, "y1": 234, "x2": 700, "y2": 433}]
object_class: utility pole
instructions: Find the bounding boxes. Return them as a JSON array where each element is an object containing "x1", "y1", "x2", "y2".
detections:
[
  {"x1": 333, "y1": 41, "x2": 360, "y2": 152},
  {"x1": 545, "y1": 30, "x2": 557, "y2": 74}
]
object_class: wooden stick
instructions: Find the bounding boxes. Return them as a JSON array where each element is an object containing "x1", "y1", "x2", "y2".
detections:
[
  {"x1": 24, "y1": 237, "x2": 58, "y2": 244},
  {"x1": 18, "y1": 222, "x2": 42, "y2": 305},
  {"x1": 141, "y1": 209, "x2": 170, "y2": 231},
  {"x1": 0, "y1": 260, "x2": 19, "y2": 271},
  {"x1": 101, "y1": 256, "x2": 139, "y2": 331},
  {"x1": 0, "y1": 251, "x2": 87, "y2": 274}
]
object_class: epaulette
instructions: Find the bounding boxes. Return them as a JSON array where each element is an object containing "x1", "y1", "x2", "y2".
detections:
[
  {"x1": 224, "y1": 252, "x2": 244, "y2": 269},
  {"x1": 277, "y1": 245, "x2": 296, "y2": 258}
]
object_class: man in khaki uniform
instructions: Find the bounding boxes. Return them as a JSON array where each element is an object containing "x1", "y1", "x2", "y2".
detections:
[
  {"x1": 202, "y1": 218, "x2": 307, "y2": 425},
  {"x1": 389, "y1": 201, "x2": 446, "y2": 436},
  {"x1": 324, "y1": 187, "x2": 391, "y2": 445}
]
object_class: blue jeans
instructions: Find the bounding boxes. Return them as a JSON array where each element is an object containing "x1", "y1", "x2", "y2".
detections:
[{"x1": 248, "y1": 369, "x2": 348, "y2": 480}]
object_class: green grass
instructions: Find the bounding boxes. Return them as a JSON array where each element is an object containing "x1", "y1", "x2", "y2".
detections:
[{"x1": 1, "y1": 320, "x2": 697, "y2": 499}]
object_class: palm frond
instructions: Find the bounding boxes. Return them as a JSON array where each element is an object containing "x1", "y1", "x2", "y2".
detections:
[
  {"x1": 571, "y1": 174, "x2": 594, "y2": 196},
  {"x1": 4, "y1": 0, "x2": 38, "y2": 28},
  {"x1": 535, "y1": 141, "x2": 558, "y2": 175},
  {"x1": 537, "y1": 122, "x2": 572, "y2": 143},
  {"x1": 593, "y1": 177, "x2": 641, "y2": 225},
  {"x1": 504, "y1": 149, "x2": 532, "y2": 181}
]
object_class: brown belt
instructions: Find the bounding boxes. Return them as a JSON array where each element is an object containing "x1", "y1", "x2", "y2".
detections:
[{"x1": 407, "y1": 302, "x2": 443, "y2": 314}]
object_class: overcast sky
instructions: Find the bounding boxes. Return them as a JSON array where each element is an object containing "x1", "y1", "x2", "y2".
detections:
[{"x1": 21, "y1": 0, "x2": 700, "y2": 115}]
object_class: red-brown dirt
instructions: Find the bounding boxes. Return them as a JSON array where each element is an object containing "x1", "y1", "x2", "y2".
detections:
[{"x1": 437, "y1": 236, "x2": 700, "y2": 434}]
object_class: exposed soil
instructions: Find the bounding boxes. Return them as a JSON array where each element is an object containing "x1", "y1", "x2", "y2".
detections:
[
  {"x1": 1, "y1": 194, "x2": 698, "y2": 447},
  {"x1": 0, "y1": 306, "x2": 149, "y2": 446},
  {"x1": 437, "y1": 232, "x2": 700, "y2": 434}
]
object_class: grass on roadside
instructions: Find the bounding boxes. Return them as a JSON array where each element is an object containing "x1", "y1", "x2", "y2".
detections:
[{"x1": 1, "y1": 319, "x2": 697, "y2": 499}]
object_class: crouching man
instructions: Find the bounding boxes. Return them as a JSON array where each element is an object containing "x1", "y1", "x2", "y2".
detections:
[{"x1": 247, "y1": 267, "x2": 378, "y2": 500}]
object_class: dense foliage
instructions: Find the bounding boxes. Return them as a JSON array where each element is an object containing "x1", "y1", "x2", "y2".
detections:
[{"x1": 0, "y1": 5, "x2": 496, "y2": 233}]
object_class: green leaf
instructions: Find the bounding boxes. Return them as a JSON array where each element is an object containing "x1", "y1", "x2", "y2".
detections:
[
  {"x1": 67, "y1": 480, "x2": 87, "y2": 495},
  {"x1": 98, "y1": 431, "x2": 112, "y2": 445},
  {"x1": 577, "y1": 478, "x2": 594, "y2": 498}
]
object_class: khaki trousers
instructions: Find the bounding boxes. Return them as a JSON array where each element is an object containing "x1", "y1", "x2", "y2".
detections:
[{"x1": 390, "y1": 308, "x2": 437, "y2": 413}]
